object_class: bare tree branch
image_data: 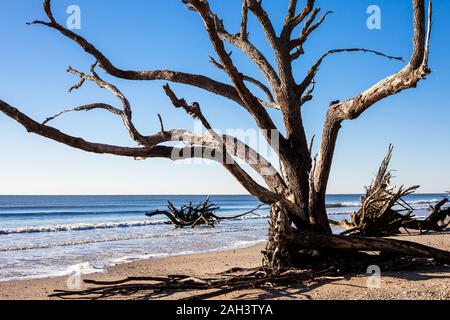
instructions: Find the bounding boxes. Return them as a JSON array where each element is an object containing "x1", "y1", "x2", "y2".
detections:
[
  {"x1": 282, "y1": 0, "x2": 315, "y2": 37},
  {"x1": 246, "y1": 0, "x2": 279, "y2": 52},
  {"x1": 65, "y1": 63, "x2": 150, "y2": 146},
  {"x1": 42, "y1": 103, "x2": 122, "y2": 125},
  {"x1": 163, "y1": 84, "x2": 290, "y2": 198},
  {"x1": 240, "y1": 0, "x2": 249, "y2": 40},
  {"x1": 29, "y1": 0, "x2": 246, "y2": 108},
  {"x1": 298, "y1": 48, "x2": 404, "y2": 96},
  {"x1": 284, "y1": 0, "x2": 298, "y2": 25},
  {"x1": 182, "y1": 0, "x2": 286, "y2": 153},
  {"x1": 0, "y1": 98, "x2": 293, "y2": 205},
  {"x1": 209, "y1": 56, "x2": 274, "y2": 103},
  {"x1": 185, "y1": 0, "x2": 280, "y2": 91},
  {"x1": 290, "y1": 10, "x2": 333, "y2": 57},
  {"x1": 310, "y1": 0, "x2": 432, "y2": 230}
]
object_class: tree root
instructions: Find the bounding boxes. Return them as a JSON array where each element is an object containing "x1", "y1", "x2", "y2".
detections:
[
  {"x1": 330, "y1": 146, "x2": 449, "y2": 236},
  {"x1": 49, "y1": 267, "x2": 339, "y2": 300},
  {"x1": 405, "y1": 198, "x2": 450, "y2": 233},
  {"x1": 145, "y1": 197, "x2": 265, "y2": 228},
  {"x1": 285, "y1": 230, "x2": 450, "y2": 264}
]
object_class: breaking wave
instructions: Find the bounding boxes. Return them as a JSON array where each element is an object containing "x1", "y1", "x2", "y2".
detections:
[
  {"x1": 0, "y1": 226, "x2": 266, "y2": 252},
  {"x1": 326, "y1": 202, "x2": 360, "y2": 208},
  {"x1": 0, "y1": 220, "x2": 169, "y2": 235},
  {"x1": 0, "y1": 213, "x2": 269, "y2": 236}
]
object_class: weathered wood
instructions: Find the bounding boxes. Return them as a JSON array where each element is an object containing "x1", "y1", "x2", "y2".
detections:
[
  {"x1": 145, "y1": 198, "x2": 264, "y2": 228},
  {"x1": 405, "y1": 198, "x2": 450, "y2": 233},
  {"x1": 333, "y1": 146, "x2": 420, "y2": 236},
  {"x1": 262, "y1": 203, "x2": 292, "y2": 273},
  {"x1": 285, "y1": 230, "x2": 450, "y2": 264}
]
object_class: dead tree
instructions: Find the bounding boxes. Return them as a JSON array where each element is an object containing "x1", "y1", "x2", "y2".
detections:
[
  {"x1": 0, "y1": 0, "x2": 446, "y2": 273},
  {"x1": 330, "y1": 145, "x2": 419, "y2": 236},
  {"x1": 145, "y1": 197, "x2": 264, "y2": 228}
]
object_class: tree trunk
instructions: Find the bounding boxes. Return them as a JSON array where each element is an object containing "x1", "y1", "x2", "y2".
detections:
[
  {"x1": 285, "y1": 229, "x2": 450, "y2": 263},
  {"x1": 309, "y1": 194, "x2": 333, "y2": 233},
  {"x1": 263, "y1": 202, "x2": 292, "y2": 273}
]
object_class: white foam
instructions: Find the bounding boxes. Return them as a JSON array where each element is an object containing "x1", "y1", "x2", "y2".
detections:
[
  {"x1": 0, "y1": 226, "x2": 267, "y2": 252},
  {"x1": 0, "y1": 219, "x2": 166, "y2": 235}
]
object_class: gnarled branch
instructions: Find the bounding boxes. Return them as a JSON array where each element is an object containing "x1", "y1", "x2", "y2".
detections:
[
  {"x1": 310, "y1": 0, "x2": 433, "y2": 231},
  {"x1": 29, "y1": 0, "x2": 246, "y2": 108},
  {"x1": 209, "y1": 56, "x2": 275, "y2": 103}
]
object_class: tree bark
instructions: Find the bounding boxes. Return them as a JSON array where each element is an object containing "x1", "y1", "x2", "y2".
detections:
[
  {"x1": 285, "y1": 230, "x2": 450, "y2": 264},
  {"x1": 263, "y1": 203, "x2": 292, "y2": 273}
]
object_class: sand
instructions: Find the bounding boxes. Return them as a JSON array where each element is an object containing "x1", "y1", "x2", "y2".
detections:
[{"x1": 0, "y1": 231, "x2": 449, "y2": 300}]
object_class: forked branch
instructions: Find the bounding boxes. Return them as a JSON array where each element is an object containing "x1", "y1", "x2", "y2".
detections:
[
  {"x1": 29, "y1": 0, "x2": 246, "y2": 108},
  {"x1": 311, "y1": 0, "x2": 433, "y2": 228}
]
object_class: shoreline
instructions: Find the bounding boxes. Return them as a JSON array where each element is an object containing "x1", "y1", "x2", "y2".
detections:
[
  {"x1": 0, "y1": 231, "x2": 449, "y2": 300},
  {"x1": 0, "y1": 239, "x2": 267, "y2": 284}
]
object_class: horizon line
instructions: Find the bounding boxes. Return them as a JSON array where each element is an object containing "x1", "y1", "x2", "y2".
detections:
[{"x1": 0, "y1": 193, "x2": 447, "y2": 197}]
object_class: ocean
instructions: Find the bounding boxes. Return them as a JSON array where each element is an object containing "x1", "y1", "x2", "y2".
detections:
[{"x1": 0, "y1": 194, "x2": 445, "y2": 281}]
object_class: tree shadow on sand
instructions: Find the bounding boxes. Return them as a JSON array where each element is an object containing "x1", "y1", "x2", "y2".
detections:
[{"x1": 49, "y1": 262, "x2": 450, "y2": 300}]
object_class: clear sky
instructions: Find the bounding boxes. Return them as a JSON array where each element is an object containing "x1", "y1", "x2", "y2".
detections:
[{"x1": 0, "y1": 0, "x2": 449, "y2": 195}]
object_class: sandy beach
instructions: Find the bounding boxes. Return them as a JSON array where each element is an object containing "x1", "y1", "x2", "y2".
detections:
[{"x1": 0, "y1": 230, "x2": 449, "y2": 300}]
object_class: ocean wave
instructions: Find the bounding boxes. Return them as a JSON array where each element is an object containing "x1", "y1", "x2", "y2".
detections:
[
  {"x1": 326, "y1": 202, "x2": 360, "y2": 208},
  {"x1": 0, "y1": 210, "x2": 151, "y2": 217},
  {"x1": 325, "y1": 198, "x2": 443, "y2": 209},
  {"x1": 406, "y1": 199, "x2": 442, "y2": 205},
  {"x1": 0, "y1": 207, "x2": 270, "y2": 217},
  {"x1": 0, "y1": 226, "x2": 266, "y2": 252},
  {"x1": 327, "y1": 211, "x2": 355, "y2": 215},
  {"x1": 0, "y1": 213, "x2": 269, "y2": 236},
  {"x1": 0, "y1": 220, "x2": 167, "y2": 235}
]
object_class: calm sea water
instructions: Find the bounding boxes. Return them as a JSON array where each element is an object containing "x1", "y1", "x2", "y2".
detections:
[{"x1": 0, "y1": 194, "x2": 446, "y2": 281}]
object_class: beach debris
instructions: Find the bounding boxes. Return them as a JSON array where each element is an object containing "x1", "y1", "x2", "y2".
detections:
[
  {"x1": 145, "y1": 197, "x2": 265, "y2": 228},
  {"x1": 406, "y1": 198, "x2": 450, "y2": 233},
  {"x1": 329, "y1": 146, "x2": 419, "y2": 236},
  {"x1": 48, "y1": 267, "x2": 340, "y2": 300},
  {"x1": 329, "y1": 146, "x2": 449, "y2": 236}
]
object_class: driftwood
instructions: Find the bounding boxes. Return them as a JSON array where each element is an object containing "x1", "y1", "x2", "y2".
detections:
[
  {"x1": 330, "y1": 146, "x2": 420, "y2": 236},
  {"x1": 285, "y1": 230, "x2": 450, "y2": 264},
  {"x1": 329, "y1": 146, "x2": 449, "y2": 236},
  {"x1": 50, "y1": 267, "x2": 339, "y2": 300},
  {"x1": 405, "y1": 198, "x2": 450, "y2": 233},
  {"x1": 145, "y1": 197, "x2": 264, "y2": 228}
]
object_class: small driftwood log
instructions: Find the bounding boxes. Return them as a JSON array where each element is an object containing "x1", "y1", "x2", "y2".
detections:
[
  {"x1": 145, "y1": 197, "x2": 264, "y2": 228},
  {"x1": 329, "y1": 146, "x2": 419, "y2": 236}
]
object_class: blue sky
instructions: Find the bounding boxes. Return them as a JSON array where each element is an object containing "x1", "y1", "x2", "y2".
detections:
[{"x1": 0, "y1": 0, "x2": 449, "y2": 195}]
